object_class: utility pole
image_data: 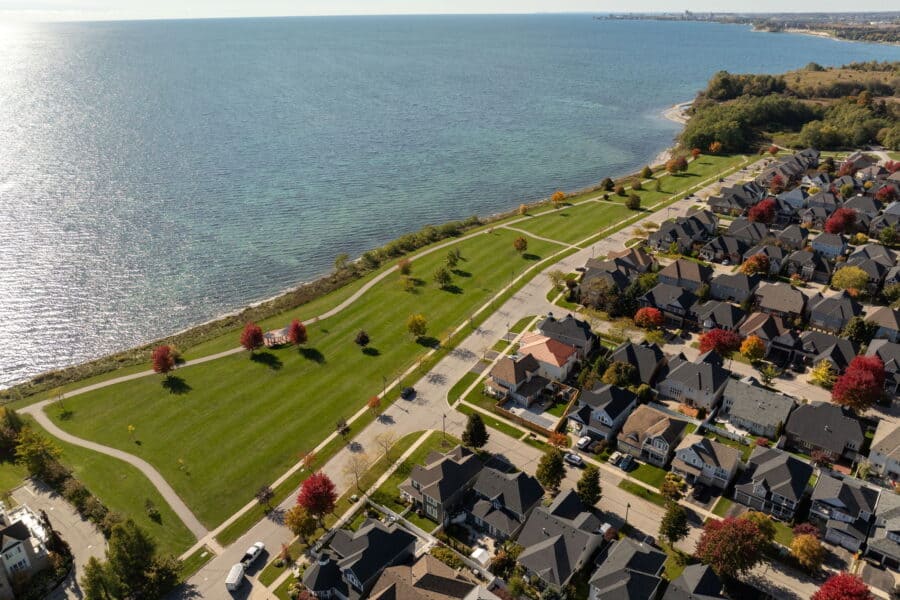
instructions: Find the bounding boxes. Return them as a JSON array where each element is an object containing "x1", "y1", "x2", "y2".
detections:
[{"x1": 442, "y1": 413, "x2": 447, "y2": 444}]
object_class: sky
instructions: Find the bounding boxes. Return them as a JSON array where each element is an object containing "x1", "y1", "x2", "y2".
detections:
[{"x1": 0, "y1": 0, "x2": 893, "y2": 22}]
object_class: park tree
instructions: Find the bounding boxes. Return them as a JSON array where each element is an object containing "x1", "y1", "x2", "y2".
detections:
[
  {"x1": 513, "y1": 236, "x2": 528, "y2": 254},
  {"x1": 825, "y1": 207, "x2": 858, "y2": 234},
  {"x1": 708, "y1": 141, "x2": 723, "y2": 154},
  {"x1": 698, "y1": 328, "x2": 742, "y2": 358},
  {"x1": 374, "y1": 431, "x2": 398, "y2": 460},
  {"x1": 551, "y1": 190, "x2": 565, "y2": 209},
  {"x1": 151, "y1": 345, "x2": 175, "y2": 376},
  {"x1": 434, "y1": 267, "x2": 452, "y2": 289},
  {"x1": 601, "y1": 177, "x2": 614, "y2": 191},
  {"x1": 641, "y1": 165, "x2": 653, "y2": 179},
  {"x1": 15, "y1": 427, "x2": 62, "y2": 479},
  {"x1": 446, "y1": 250, "x2": 459, "y2": 269},
  {"x1": 695, "y1": 517, "x2": 767, "y2": 578},
  {"x1": 768, "y1": 144, "x2": 779, "y2": 155},
  {"x1": 462, "y1": 412, "x2": 489, "y2": 449},
  {"x1": 343, "y1": 453, "x2": 370, "y2": 491},
  {"x1": 615, "y1": 184, "x2": 627, "y2": 197},
  {"x1": 256, "y1": 485, "x2": 275, "y2": 510},
  {"x1": 536, "y1": 448, "x2": 565, "y2": 493},
  {"x1": 842, "y1": 316, "x2": 876, "y2": 345},
  {"x1": 747, "y1": 199, "x2": 775, "y2": 224},
  {"x1": 810, "y1": 360, "x2": 837, "y2": 388},
  {"x1": 355, "y1": 330, "x2": 370, "y2": 349},
  {"x1": 634, "y1": 307, "x2": 664, "y2": 329},
  {"x1": 625, "y1": 193, "x2": 641, "y2": 210},
  {"x1": 769, "y1": 174, "x2": 785, "y2": 194},
  {"x1": 602, "y1": 361, "x2": 637, "y2": 387},
  {"x1": 297, "y1": 472, "x2": 337, "y2": 524},
  {"x1": 407, "y1": 313, "x2": 428, "y2": 339},
  {"x1": 831, "y1": 266, "x2": 868, "y2": 292},
  {"x1": 576, "y1": 465, "x2": 602, "y2": 506},
  {"x1": 832, "y1": 355, "x2": 885, "y2": 412},
  {"x1": 791, "y1": 533, "x2": 826, "y2": 572},
  {"x1": 632, "y1": 178, "x2": 643, "y2": 191},
  {"x1": 288, "y1": 319, "x2": 308, "y2": 345},
  {"x1": 367, "y1": 396, "x2": 381, "y2": 416},
  {"x1": 666, "y1": 156, "x2": 689, "y2": 174},
  {"x1": 691, "y1": 147, "x2": 701, "y2": 159},
  {"x1": 740, "y1": 253, "x2": 770, "y2": 276},
  {"x1": 285, "y1": 505, "x2": 318, "y2": 544},
  {"x1": 659, "y1": 501, "x2": 690, "y2": 545},
  {"x1": 740, "y1": 335, "x2": 766, "y2": 363},
  {"x1": 240, "y1": 322, "x2": 264, "y2": 353},
  {"x1": 811, "y1": 573, "x2": 873, "y2": 600},
  {"x1": 398, "y1": 258, "x2": 412, "y2": 275}
]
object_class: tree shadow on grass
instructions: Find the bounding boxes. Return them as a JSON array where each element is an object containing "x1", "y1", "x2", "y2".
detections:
[
  {"x1": 452, "y1": 269, "x2": 471, "y2": 277},
  {"x1": 362, "y1": 347, "x2": 380, "y2": 357},
  {"x1": 57, "y1": 409, "x2": 75, "y2": 421},
  {"x1": 251, "y1": 351, "x2": 283, "y2": 371},
  {"x1": 522, "y1": 253, "x2": 541, "y2": 261},
  {"x1": 162, "y1": 376, "x2": 192, "y2": 395},
  {"x1": 299, "y1": 347, "x2": 326, "y2": 364},
  {"x1": 416, "y1": 336, "x2": 440, "y2": 349},
  {"x1": 442, "y1": 285, "x2": 464, "y2": 294}
]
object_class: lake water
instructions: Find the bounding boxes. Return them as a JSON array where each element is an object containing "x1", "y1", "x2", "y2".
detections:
[{"x1": 2, "y1": 15, "x2": 899, "y2": 387}]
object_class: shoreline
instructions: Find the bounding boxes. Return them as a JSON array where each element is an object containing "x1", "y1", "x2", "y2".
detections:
[{"x1": 2, "y1": 105, "x2": 692, "y2": 397}]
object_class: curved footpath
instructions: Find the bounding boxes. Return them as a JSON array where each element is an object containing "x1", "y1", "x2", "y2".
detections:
[{"x1": 20, "y1": 155, "x2": 754, "y2": 557}]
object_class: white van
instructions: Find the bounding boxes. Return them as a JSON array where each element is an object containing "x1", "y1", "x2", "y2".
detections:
[{"x1": 225, "y1": 563, "x2": 245, "y2": 592}]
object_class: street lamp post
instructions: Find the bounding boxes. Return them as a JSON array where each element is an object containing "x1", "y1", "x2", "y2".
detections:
[
  {"x1": 625, "y1": 502, "x2": 631, "y2": 525},
  {"x1": 442, "y1": 414, "x2": 447, "y2": 444}
]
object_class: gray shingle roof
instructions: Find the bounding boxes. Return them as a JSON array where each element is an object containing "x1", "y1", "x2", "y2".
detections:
[
  {"x1": 659, "y1": 259, "x2": 712, "y2": 285},
  {"x1": 407, "y1": 446, "x2": 483, "y2": 503},
  {"x1": 662, "y1": 564, "x2": 724, "y2": 600},
  {"x1": 734, "y1": 447, "x2": 813, "y2": 503},
  {"x1": 472, "y1": 467, "x2": 543, "y2": 519},
  {"x1": 695, "y1": 301, "x2": 746, "y2": 330},
  {"x1": 785, "y1": 402, "x2": 864, "y2": 456},
  {"x1": 756, "y1": 282, "x2": 807, "y2": 315},
  {"x1": 812, "y1": 474, "x2": 879, "y2": 517},
  {"x1": 610, "y1": 341, "x2": 665, "y2": 385},
  {"x1": 330, "y1": 520, "x2": 416, "y2": 589},
  {"x1": 723, "y1": 378, "x2": 795, "y2": 430},
  {"x1": 662, "y1": 351, "x2": 730, "y2": 395},
  {"x1": 579, "y1": 384, "x2": 638, "y2": 421},
  {"x1": 589, "y1": 539, "x2": 665, "y2": 600}
]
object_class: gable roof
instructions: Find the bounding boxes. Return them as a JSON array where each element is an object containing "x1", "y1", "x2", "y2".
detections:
[
  {"x1": 777, "y1": 225, "x2": 809, "y2": 245},
  {"x1": 710, "y1": 272, "x2": 760, "y2": 294},
  {"x1": 870, "y1": 420, "x2": 900, "y2": 464},
  {"x1": 702, "y1": 236, "x2": 747, "y2": 258},
  {"x1": 641, "y1": 283, "x2": 698, "y2": 313},
  {"x1": 659, "y1": 259, "x2": 712, "y2": 284},
  {"x1": 370, "y1": 556, "x2": 478, "y2": 600},
  {"x1": 579, "y1": 384, "x2": 638, "y2": 421},
  {"x1": 785, "y1": 402, "x2": 864, "y2": 455},
  {"x1": 756, "y1": 282, "x2": 806, "y2": 314},
  {"x1": 812, "y1": 474, "x2": 879, "y2": 517},
  {"x1": 662, "y1": 351, "x2": 730, "y2": 395},
  {"x1": 738, "y1": 311, "x2": 787, "y2": 342},
  {"x1": 519, "y1": 333, "x2": 577, "y2": 368},
  {"x1": 811, "y1": 231, "x2": 846, "y2": 249},
  {"x1": 723, "y1": 378, "x2": 795, "y2": 430},
  {"x1": 695, "y1": 301, "x2": 746, "y2": 330},
  {"x1": 868, "y1": 491, "x2": 900, "y2": 562},
  {"x1": 618, "y1": 405, "x2": 688, "y2": 449},
  {"x1": 537, "y1": 313, "x2": 595, "y2": 347},
  {"x1": 806, "y1": 291, "x2": 862, "y2": 322},
  {"x1": 662, "y1": 564, "x2": 724, "y2": 600},
  {"x1": 607, "y1": 247, "x2": 656, "y2": 272},
  {"x1": 406, "y1": 446, "x2": 483, "y2": 504},
  {"x1": 867, "y1": 306, "x2": 900, "y2": 332},
  {"x1": 472, "y1": 467, "x2": 543, "y2": 518},
  {"x1": 799, "y1": 331, "x2": 857, "y2": 371},
  {"x1": 735, "y1": 447, "x2": 813, "y2": 503},
  {"x1": 489, "y1": 354, "x2": 540, "y2": 386},
  {"x1": 610, "y1": 341, "x2": 666, "y2": 385},
  {"x1": 589, "y1": 539, "x2": 665, "y2": 600},
  {"x1": 674, "y1": 434, "x2": 741, "y2": 473},
  {"x1": 331, "y1": 520, "x2": 417, "y2": 587},
  {"x1": 743, "y1": 244, "x2": 787, "y2": 264}
]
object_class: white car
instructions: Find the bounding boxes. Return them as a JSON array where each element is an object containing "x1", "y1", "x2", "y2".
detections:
[
  {"x1": 576, "y1": 436, "x2": 592, "y2": 450},
  {"x1": 564, "y1": 453, "x2": 584, "y2": 467},
  {"x1": 241, "y1": 541, "x2": 265, "y2": 567},
  {"x1": 608, "y1": 451, "x2": 623, "y2": 466}
]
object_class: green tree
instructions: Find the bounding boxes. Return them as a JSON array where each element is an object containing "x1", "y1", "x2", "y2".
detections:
[
  {"x1": 740, "y1": 510, "x2": 776, "y2": 550},
  {"x1": 601, "y1": 177, "x2": 614, "y2": 191},
  {"x1": 462, "y1": 412, "x2": 490, "y2": 449},
  {"x1": 625, "y1": 193, "x2": 641, "y2": 210},
  {"x1": 82, "y1": 557, "x2": 113, "y2": 600},
  {"x1": 536, "y1": 448, "x2": 565, "y2": 493},
  {"x1": 446, "y1": 250, "x2": 459, "y2": 269},
  {"x1": 15, "y1": 427, "x2": 62, "y2": 479},
  {"x1": 576, "y1": 465, "x2": 602, "y2": 506},
  {"x1": 433, "y1": 267, "x2": 452, "y2": 289},
  {"x1": 641, "y1": 166, "x2": 653, "y2": 179},
  {"x1": 879, "y1": 225, "x2": 898, "y2": 246},
  {"x1": 407, "y1": 314, "x2": 428, "y2": 338},
  {"x1": 659, "y1": 501, "x2": 690, "y2": 545},
  {"x1": 832, "y1": 266, "x2": 869, "y2": 292},
  {"x1": 759, "y1": 364, "x2": 781, "y2": 386},
  {"x1": 602, "y1": 361, "x2": 637, "y2": 387},
  {"x1": 513, "y1": 236, "x2": 528, "y2": 254},
  {"x1": 842, "y1": 316, "x2": 876, "y2": 345}
]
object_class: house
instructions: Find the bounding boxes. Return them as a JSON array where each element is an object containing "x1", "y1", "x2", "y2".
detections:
[
  {"x1": 805, "y1": 291, "x2": 862, "y2": 333},
  {"x1": 844, "y1": 195, "x2": 881, "y2": 220},
  {"x1": 867, "y1": 306, "x2": 900, "y2": 343},
  {"x1": 400, "y1": 445, "x2": 483, "y2": 525},
  {"x1": 617, "y1": 405, "x2": 689, "y2": 468},
  {"x1": 767, "y1": 329, "x2": 804, "y2": 369},
  {"x1": 810, "y1": 474, "x2": 879, "y2": 552},
  {"x1": 639, "y1": 283, "x2": 698, "y2": 328},
  {"x1": 466, "y1": 467, "x2": 543, "y2": 540},
  {"x1": 732, "y1": 447, "x2": 813, "y2": 520},
  {"x1": 776, "y1": 225, "x2": 809, "y2": 250},
  {"x1": 537, "y1": 313, "x2": 596, "y2": 360},
  {"x1": 742, "y1": 244, "x2": 786, "y2": 275},
  {"x1": 720, "y1": 378, "x2": 795, "y2": 439},
  {"x1": 658, "y1": 351, "x2": 730, "y2": 412},
  {"x1": 303, "y1": 520, "x2": 417, "y2": 599},
  {"x1": 785, "y1": 402, "x2": 865, "y2": 462},
  {"x1": 517, "y1": 490, "x2": 603, "y2": 589},
  {"x1": 698, "y1": 235, "x2": 747, "y2": 264},
  {"x1": 607, "y1": 247, "x2": 657, "y2": 273},
  {"x1": 0, "y1": 505, "x2": 50, "y2": 600},
  {"x1": 580, "y1": 259, "x2": 637, "y2": 300},
  {"x1": 848, "y1": 241, "x2": 896, "y2": 269},
  {"x1": 485, "y1": 354, "x2": 547, "y2": 407},
  {"x1": 777, "y1": 186, "x2": 807, "y2": 212},
  {"x1": 870, "y1": 202, "x2": 900, "y2": 235},
  {"x1": 517, "y1": 333, "x2": 578, "y2": 382},
  {"x1": 369, "y1": 555, "x2": 480, "y2": 600},
  {"x1": 783, "y1": 250, "x2": 831, "y2": 284},
  {"x1": 657, "y1": 259, "x2": 712, "y2": 292},
  {"x1": 647, "y1": 215, "x2": 711, "y2": 254},
  {"x1": 843, "y1": 150, "x2": 877, "y2": 173},
  {"x1": 710, "y1": 272, "x2": 760, "y2": 304},
  {"x1": 727, "y1": 218, "x2": 770, "y2": 246},
  {"x1": 806, "y1": 190, "x2": 841, "y2": 213},
  {"x1": 687, "y1": 209, "x2": 719, "y2": 236},
  {"x1": 588, "y1": 539, "x2": 665, "y2": 600},
  {"x1": 866, "y1": 491, "x2": 900, "y2": 570},
  {"x1": 844, "y1": 255, "x2": 891, "y2": 293},
  {"x1": 662, "y1": 564, "x2": 725, "y2": 600},
  {"x1": 867, "y1": 420, "x2": 900, "y2": 480},
  {"x1": 802, "y1": 171, "x2": 831, "y2": 190},
  {"x1": 671, "y1": 434, "x2": 741, "y2": 490},
  {"x1": 797, "y1": 331, "x2": 857, "y2": 373},
  {"x1": 800, "y1": 206, "x2": 832, "y2": 230},
  {"x1": 810, "y1": 232, "x2": 848, "y2": 260},
  {"x1": 707, "y1": 183, "x2": 765, "y2": 216},
  {"x1": 857, "y1": 164, "x2": 888, "y2": 182},
  {"x1": 866, "y1": 339, "x2": 900, "y2": 396},
  {"x1": 609, "y1": 341, "x2": 667, "y2": 386},
  {"x1": 755, "y1": 282, "x2": 807, "y2": 321},
  {"x1": 568, "y1": 384, "x2": 638, "y2": 441},
  {"x1": 738, "y1": 311, "x2": 788, "y2": 352},
  {"x1": 695, "y1": 301, "x2": 746, "y2": 332}
]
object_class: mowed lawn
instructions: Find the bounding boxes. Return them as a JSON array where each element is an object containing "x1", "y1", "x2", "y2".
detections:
[
  {"x1": 49, "y1": 229, "x2": 559, "y2": 527},
  {"x1": 513, "y1": 203, "x2": 634, "y2": 245}
]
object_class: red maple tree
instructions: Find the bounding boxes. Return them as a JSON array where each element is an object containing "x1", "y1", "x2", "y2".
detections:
[
  {"x1": 747, "y1": 199, "x2": 776, "y2": 224},
  {"x1": 634, "y1": 307, "x2": 664, "y2": 329},
  {"x1": 288, "y1": 319, "x2": 308, "y2": 345},
  {"x1": 876, "y1": 185, "x2": 898, "y2": 203},
  {"x1": 240, "y1": 322, "x2": 264, "y2": 352},
  {"x1": 824, "y1": 207, "x2": 857, "y2": 234},
  {"x1": 838, "y1": 162, "x2": 857, "y2": 177},
  {"x1": 691, "y1": 148, "x2": 702, "y2": 159},
  {"x1": 768, "y1": 145, "x2": 779, "y2": 155},
  {"x1": 769, "y1": 174, "x2": 785, "y2": 194},
  {"x1": 832, "y1": 356, "x2": 885, "y2": 412},
  {"x1": 886, "y1": 160, "x2": 900, "y2": 174},
  {"x1": 151, "y1": 345, "x2": 175, "y2": 376},
  {"x1": 740, "y1": 253, "x2": 770, "y2": 276},
  {"x1": 698, "y1": 328, "x2": 742, "y2": 358},
  {"x1": 695, "y1": 517, "x2": 767, "y2": 577},
  {"x1": 297, "y1": 472, "x2": 337, "y2": 521},
  {"x1": 811, "y1": 573, "x2": 873, "y2": 600}
]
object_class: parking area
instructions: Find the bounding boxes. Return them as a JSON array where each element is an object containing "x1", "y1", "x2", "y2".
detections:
[
  {"x1": 12, "y1": 479, "x2": 106, "y2": 599},
  {"x1": 859, "y1": 562, "x2": 897, "y2": 595}
]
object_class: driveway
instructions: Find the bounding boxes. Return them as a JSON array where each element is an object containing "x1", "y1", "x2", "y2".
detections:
[
  {"x1": 860, "y1": 562, "x2": 897, "y2": 596},
  {"x1": 12, "y1": 479, "x2": 106, "y2": 600}
]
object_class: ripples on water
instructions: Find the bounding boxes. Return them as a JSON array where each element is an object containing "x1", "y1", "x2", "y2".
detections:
[{"x1": 1, "y1": 15, "x2": 899, "y2": 387}]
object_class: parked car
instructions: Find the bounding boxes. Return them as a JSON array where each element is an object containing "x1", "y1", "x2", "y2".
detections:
[
  {"x1": 226, "y1": 563, "x2": 245, "y2": 592},
  {"x1": 241, "y1": 542, "x2": 265, "y2": 567},
  {"x1": 400, "y1": 386, "x2": 416, "y2": 400},
  {"x1": 608, "y1": 451, "x2": 623, "y2": 466},
  {"x1": 576, "y1": 436, "x2": 592, "y2": 450},
  {"x1": 692, "y1": 483, "x2": 709, "y2": 502},
  {"x1": 564, "y1": 453, "x2": 584, "y2": 467},
  {"x1": 618, "y1": 454, "x2": 633, "y2": 471}
]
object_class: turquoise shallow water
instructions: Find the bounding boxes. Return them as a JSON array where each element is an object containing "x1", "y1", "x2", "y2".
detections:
[{"x1": 1, "y1": 15, "x2": 899, "y2": 386}]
